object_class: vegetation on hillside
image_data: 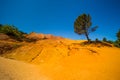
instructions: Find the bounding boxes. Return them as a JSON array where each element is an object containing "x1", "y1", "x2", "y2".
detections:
[
  {"x1": 0, "y1": 22, "x2": 120, "y2": 48},
  {"x1": 114, "y1": 29, "x2": 120, "y2": 47},
  {"x1": 96, "y1": 29, "x2": 120, "y2": 48},
  {"x1": 0, "y1": 24, "x2": 26, "y2": 41},
  {"x1": 74, "y1": 13, "x2": 120, "y2": 48}
]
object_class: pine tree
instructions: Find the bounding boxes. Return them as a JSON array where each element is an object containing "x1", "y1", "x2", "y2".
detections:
[{"x1": 74, "y1": 13, "x2": 98, "y2": 42}]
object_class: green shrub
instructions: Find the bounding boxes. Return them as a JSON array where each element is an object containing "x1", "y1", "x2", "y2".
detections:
[
  {"x1": 114, "y1": 40, "x2": 120, "y2": 48},
  {"x1": 114, "y1": 29, "x2": 120, "y2": 48},
  {"x1": 102, "y1": 37, "x2": 107, "y2": 42},
  {"x1": 95, "y1": 38, "x2": 99, "y2": 42},
  {"x1": 0, "y1": 24, "x2": 26, "y2": 41}
]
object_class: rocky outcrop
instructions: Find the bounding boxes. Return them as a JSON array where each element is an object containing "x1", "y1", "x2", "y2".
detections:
[
  {"x1": 0, "y1": 33, "x2": 10, "y2": 40},
  {"x1": 0, "y1": 33, "x2": 16, "y2": 42},
  {"x1": 26, "y1": 32, "x2": 63, "y2": 41}
]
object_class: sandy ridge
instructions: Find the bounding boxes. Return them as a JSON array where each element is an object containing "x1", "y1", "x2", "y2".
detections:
[{"x1": 0, "y1": 57, "x2": 49, "y2": 80}]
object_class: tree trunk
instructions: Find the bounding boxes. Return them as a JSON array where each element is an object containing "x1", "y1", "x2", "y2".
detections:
[{"x1": 85, "y1": 32, "x2": 90, "y2": 43}]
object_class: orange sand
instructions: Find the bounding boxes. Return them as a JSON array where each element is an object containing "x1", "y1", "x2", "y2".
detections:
[{"x1": 0, "y1": 39, "x2": 120, "y2": 80}]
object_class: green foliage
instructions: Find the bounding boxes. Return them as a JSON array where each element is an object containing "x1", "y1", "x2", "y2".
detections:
[
  {"x1": 104, "y1": 29, "x2": 120, "y2": 48},
  {"x1": 102, "y1": 37, "x2": 107, "y2": 42},
  {"x1": 0, "y1": 24, "x2": 26, "y2": 41},
  {"x1": 95, "y1": 38, "x2": 99, "y2": 42},
  {"x1": 114, "y1": 40, "x2": 120, "y2": 48},
  {"x1": 0, "y1": 24, "x2": 2, "y2": 27},
  {"x1": 116, "y1": 29, "x2": 120, "y2": 40},
  {"x1": 74, "y1": 13, "x2": 98, "y2": 42},
  {"x1": 102, "y1": 37, "x2": 114, "y2": 45},
  {"x1": 114, "y1": 29, "x2": 120, "y2": 48}
]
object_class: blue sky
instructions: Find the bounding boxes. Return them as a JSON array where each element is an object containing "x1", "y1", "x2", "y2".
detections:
[{"x1": 0, "y1": 0, "x2": 120, "y2": 40}]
